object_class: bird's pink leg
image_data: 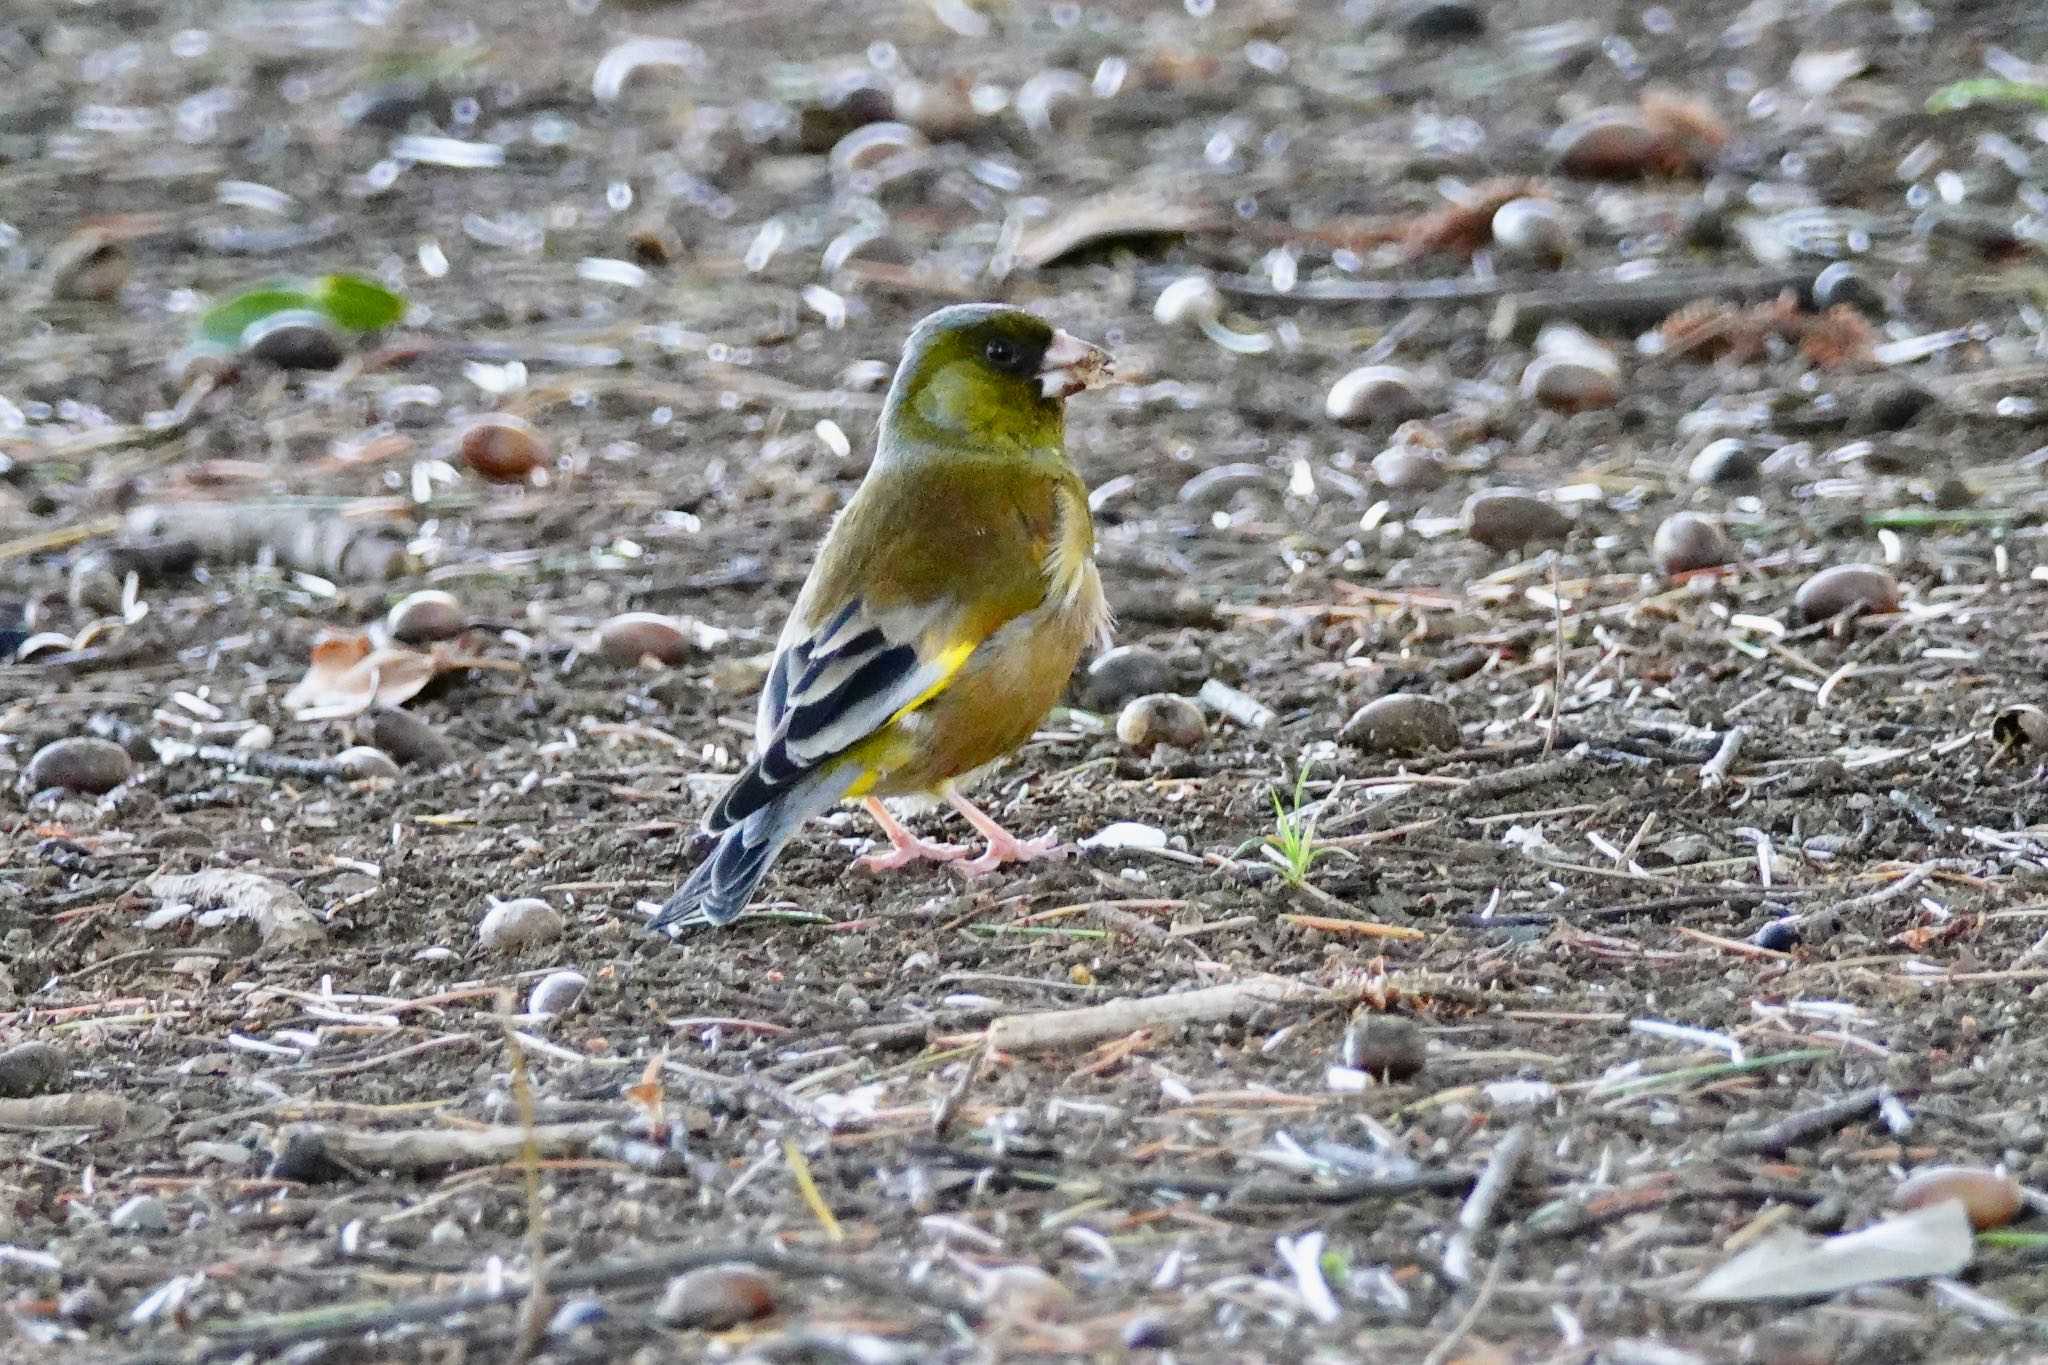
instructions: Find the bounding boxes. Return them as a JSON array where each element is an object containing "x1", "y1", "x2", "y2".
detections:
[
  {"x1": 856, "y1": 797, "x2": 971, "y2": 871},
  {"x1": 944, "y1": 786, "x2": 1073, "y2": 877}
]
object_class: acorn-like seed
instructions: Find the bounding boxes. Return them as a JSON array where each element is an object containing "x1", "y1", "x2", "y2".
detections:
[
  {"x1": 527, "y1": 970, "x2": 588, "y2": 1017},
  {"x1": 1370, "y1": 433, "x2": 1447, "y2": 491},
  {"x1": 596, "y1": 612, "x2": 693, "y2": 666},
  {"x1": 1993, "y1": 704, "x2": 2048, "y2": 753},
  {"x1": 1116, "y1": 694, "x2": 1207, "y2": 752},
  {"x1": 1325, "y1": 365, "x2": 1429, "y2": 424},
  {"x1": 24, "y1": 737, "x2": 133, "y2": 795},
  {"x1": 1461, "y1": 489, "x2": 1571, "y2": 551},
  {"x1": 386, "y1": 589, "x2": 466, "y2": 644},
  {"x1": 656, "y1": 1265, "x2": 778, "y2": 1329},
  {"x1": 242, "y1": 309, "x2": 346, "y2": 370},
  {"x1": 1547, "y1": 107, "x2": 1662, "y2": 179},
  {"x1": 1894, "y1": 1165, "x2": 2022, "y2": 1230},
  {"x1": 1520, "y1": 352, "x2": 1620, "y2": 412},
  {"x1": 1687, "y1": 437, "x2": 1759, "y2": 488},
  {"x1": 1794, "y1": 563, "x2": 1899, "y2": 623},
  {"x1": 459, "y1": 414, "x2": 549, "y2": 484},
  {"x1": 1342, "y1": 1014, "x2": 1426, "y2": 1081},
  {"x1": 478, "y1": 898, "x2": 566, "y2": 951},
  {"x1": 1490, "y1": 198, "x2": 1573, "y2": 267},
  {"x1": 1339, "y1": 694, "x2": 1459, "y2": 754},
  {"x1": 1652, "y1": 512, "x2": 1732, "y2": 576},
  {"x1": 334, "y1": 746, "x2": 402, "y2": 780}
]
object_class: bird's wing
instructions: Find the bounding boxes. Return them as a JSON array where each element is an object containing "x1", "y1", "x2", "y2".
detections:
[{"x1": 707, "y1": 593, "x2": 980, "y2": 833}]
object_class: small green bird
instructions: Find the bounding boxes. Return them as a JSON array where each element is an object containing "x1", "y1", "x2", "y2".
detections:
[{"x1": 652, "y1": 304, "x2": 1115, "y2": 931}]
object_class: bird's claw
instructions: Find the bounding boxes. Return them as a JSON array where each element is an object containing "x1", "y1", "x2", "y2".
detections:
[
  {"x1": 857, "y1": 836, "x2": 972, "y2": 872},
  {"x1": 955, "y1": 828, "x2": 1073, "y2": 878}
]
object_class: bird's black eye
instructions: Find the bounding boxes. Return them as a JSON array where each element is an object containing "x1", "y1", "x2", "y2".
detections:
[{"x1": 984, "y1": 336, "x2": 1025, "y2": 372}]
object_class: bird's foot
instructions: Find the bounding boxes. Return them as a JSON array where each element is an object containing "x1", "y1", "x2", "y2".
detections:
[
  {"x1": 956, "y1": 827, "x2": 1074, "y2": 878},
  {"x1": 856, "y1": 796, "x2": 972, "y2": 871},
  {"x1": 856, "y1": 832, "x2": 972, "y2": 872}
]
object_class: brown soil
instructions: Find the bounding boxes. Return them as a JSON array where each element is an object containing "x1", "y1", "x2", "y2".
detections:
[{"x1": 5, "y1": 0, "x2": 2048, "y2": 1360}]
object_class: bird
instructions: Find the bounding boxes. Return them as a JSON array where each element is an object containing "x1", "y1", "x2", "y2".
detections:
[{"x1": 650, "y1": 303, "x2": 1116, "y2": 932}]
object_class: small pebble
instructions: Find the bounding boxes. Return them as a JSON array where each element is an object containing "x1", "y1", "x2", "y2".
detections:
[
  {"x1": 1325, "y1": 365, "x2": 1429, "y2": 424},
  {"x1": 386, "y1": 589, "x2": 466, "y2": 644},
  {"x1": 1520, "y1": 351, "x2": 1619, "y2": 412},
  {"x1": 1116, "y1": 694, "x2": 1207, "y2": 752},
  {"x1": 1652, "y1": 513, "x2": 1732, "y2": 576},
  {"x1": 527, "y1": 969, "x2": 588, "y2": 1017},
  {"x1": 1751, "y1": 918, "x2": 1802, "y2": 952},
  {"x1": 1396, "y1": 0, "x2": 1484, "y2": 39},
  {"x1": 478, "y1": 898, "x2": 566, "y2": 952},
  {"x1": 547, "y1": 1298, "x2": 609, "y2": 1335},
  {"x1": 1547, "y1": 108, "x2": 1661, "y2": 179},
  {"x1": 1686, "y1": 437, "x2": 1758, "y2": 488},
  {"x1": 1123, "y1": 1313, "x2": 1181, "y2": 1349},
  {"x1": 242, "y1": 309, "x2": 345, "y2": 370},
  {"x1": 1811, "y1": 261, "x2": 1883, "y2": 316},
  {"x1": 459, "y1": 413, "x2": 549, "y2": 483},
  {"x1": 1461, "y1": 489, "x2": 1571, "y2": 551},
  {"x1": 365, "y1": 707, "x2": 459, "y2": 770},
  {"x1": 0, "y1": 1041, "x2": 69, "y2": 1098},
  {"x1": 68, "y1": 552, "x2": 126, "y2": 616},
  {"x1": 1794, "y1": 563, "x2": 1899, "y2": 623},
  {"x1": 656, "y1": 1265, "x2": 779, "y2": 1329},
  {"x1": 24, "y1": 737, "x2": 133, "y2": 795},
  {"x1": 1371, "y1": 428, "x2": 1447, "y2": 490},
  {"x1": 109, "y1": 1195, "x2": 170, "y2": 1234},
  {"x1": 1342, "y1": 1014, "x2": 1426, "y2": 1082},
  {"x1": 597, "y1": 611, "x2": 693, "y2": 666},
  {"x1": 334, "y1": 746, "x2": 401, "y2": 780},
  {"x1": 57, "y1": 1283, "x2": 110, "y2": 1324},
  {"x1": 1893, "y1": 1165, "x2": 2022, "y2": 1230},
  {"x1": 1076, "y1": 645, "x2": 1174, "y2": 711},
  {"x1": 1340, "y1": 694, "x2": 1458, "y2": 754},
  {"x1": 1490, "y1": 197, "x2": 1572, "y2": 267}
]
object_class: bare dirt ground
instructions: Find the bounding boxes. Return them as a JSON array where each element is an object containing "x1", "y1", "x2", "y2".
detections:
[{"x1": 6, "y1": 0, "x2": 2048, "y2": 1360}]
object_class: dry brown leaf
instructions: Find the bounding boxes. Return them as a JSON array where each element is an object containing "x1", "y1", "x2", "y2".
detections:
[
  {"x1": 1013, "y1": 195, "x2": 1216, "y2": 271},
  {"x1": 283, "y1": 630, "x2": 443, "y2": 718}
]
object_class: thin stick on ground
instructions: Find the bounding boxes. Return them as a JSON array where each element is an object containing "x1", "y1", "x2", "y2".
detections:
[
  {"x1": 1421, "y1": 1242, "x2": 1512, "y2": 1365},
  {"x1": 144, "y1": 1244, "x2": 983, "y2": 1362},
  {"x1": 1699, "y1": 726, "x2": 1749, "y2": 793},
  {"x1": 1443, "y1": 1123, "x2": 1532, "y2": 1287},
  {"x1": 983, "y1": 976, "x2": 1329, "y2": 1052},
  {"x1": 501, "y1": 997, "x2": 551, "y2": 1361}
]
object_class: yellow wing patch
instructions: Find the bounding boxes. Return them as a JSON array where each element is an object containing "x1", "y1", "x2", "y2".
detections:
[{"x1": 890, "y1": 638, "x2": 978, "y2": 724}]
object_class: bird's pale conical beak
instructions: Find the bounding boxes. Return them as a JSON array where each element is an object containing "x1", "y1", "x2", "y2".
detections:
[{"x1": 1039, "y1": 330, "x2": 1114, "y2": 399}]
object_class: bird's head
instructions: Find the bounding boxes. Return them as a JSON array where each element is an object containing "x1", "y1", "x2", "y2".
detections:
[{"x1": 880, "y1": 304, "x2": 1113, "y2": 456}]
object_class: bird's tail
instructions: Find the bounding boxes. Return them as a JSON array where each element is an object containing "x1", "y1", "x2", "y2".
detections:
[{"x1": 648, "y1": 766, "x2": 858, "y2": 933}]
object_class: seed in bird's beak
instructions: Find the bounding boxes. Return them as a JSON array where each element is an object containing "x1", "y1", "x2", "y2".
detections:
[{"x1": 1039, "y1": 330, "x2": 1113, "y2": 399}]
